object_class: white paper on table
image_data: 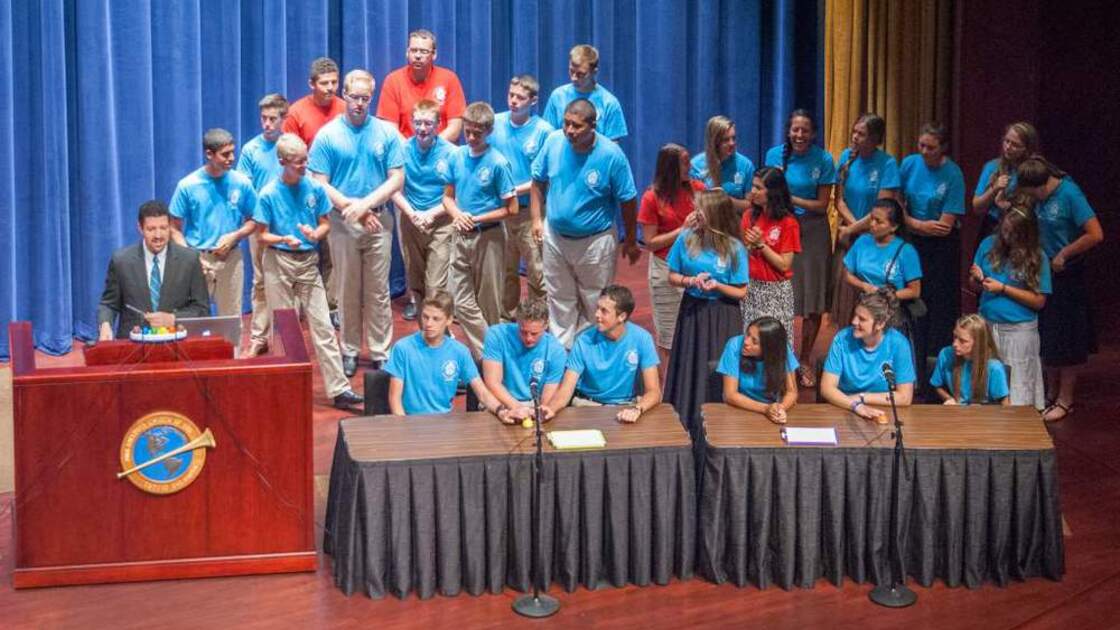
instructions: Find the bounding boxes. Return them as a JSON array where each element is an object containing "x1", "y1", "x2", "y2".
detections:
[
  {"x1": 547, "y1": 429, "x2": 607, "y2": 450},
  {"x1": 781, "y1": 427, "x2": 839, "y2": 445}
]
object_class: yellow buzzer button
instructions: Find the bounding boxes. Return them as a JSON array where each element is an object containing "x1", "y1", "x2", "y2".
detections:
[{"x1": 521, "y1": 418, "x2": 534, "y2": 429}]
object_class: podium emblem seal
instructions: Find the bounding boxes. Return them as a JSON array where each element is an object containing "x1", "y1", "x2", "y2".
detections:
[{"x1": 118, "y1": 411, "x2": 216, "y2": 495}]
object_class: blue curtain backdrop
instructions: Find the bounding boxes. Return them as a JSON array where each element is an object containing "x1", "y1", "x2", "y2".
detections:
[{"x1": 0, "y1": 0, "x2": 820, "y2": 358}]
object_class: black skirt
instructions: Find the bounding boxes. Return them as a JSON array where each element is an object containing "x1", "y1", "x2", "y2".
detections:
[
  {"x1": 663, "y1": 294, "x2": 743, "y2": 441},
  {"x1": 1039, "y1": 263, "x2": 1097, "y2": 367},
  {"x1": 911, "y1": 232, "x2": 961, "y2": 362}
]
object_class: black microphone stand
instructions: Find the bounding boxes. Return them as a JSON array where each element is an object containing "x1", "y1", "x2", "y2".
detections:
[
  {"x1": 869, "y1": 366, "x2": 917, "y2": 607},
  {"x1": 513, "y1": 378, "x2": 559, "y2": 618}
]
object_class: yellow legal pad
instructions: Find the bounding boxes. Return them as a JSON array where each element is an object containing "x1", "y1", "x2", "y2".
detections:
[{"x1": 547, "y1": 429, "x2": 607, "y2": 450}]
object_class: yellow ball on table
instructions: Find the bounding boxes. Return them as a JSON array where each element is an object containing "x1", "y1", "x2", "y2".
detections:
[{"x1": 521, "y1": 418, "x2": 534, "y2": 429}]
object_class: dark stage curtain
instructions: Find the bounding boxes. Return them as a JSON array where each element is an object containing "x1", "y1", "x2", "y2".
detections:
[{"x1": 0, "y1": 0, "x2": 820, "y2": 358}]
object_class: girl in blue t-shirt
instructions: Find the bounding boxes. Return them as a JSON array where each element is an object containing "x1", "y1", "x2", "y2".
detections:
[
  {"x1": 831, "y1": 113, "x2": 900, "y2": 329},
  {"x1": 1015, "y1": 156, "x2": 1104, "y2": 421},
  {"x1": 931, "y1": 314, "x2": 1009, "y2": 406},
  {"x1": 821, "y1": 290, "x2": 915, "y2": 423},
  {"x1": 717, "y1": 316, "x2": 799, "y2": 424},
  {"x1": 971, "y1": 122, "x2": 1039, "y2": 239},
  {"x1": 843, "y1": 199, "x2": 922, "y2": 309},
  {"x1": 691, "y1": 115, "x2": 755, "y2": 213},
  {"x1": 968, "y1": 204, "x2": 1050, "y2": 409}
]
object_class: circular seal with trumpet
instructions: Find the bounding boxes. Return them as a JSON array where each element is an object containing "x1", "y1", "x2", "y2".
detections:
[{"x1": 118, "y1": 411, "x2": 216, "y2": 495}]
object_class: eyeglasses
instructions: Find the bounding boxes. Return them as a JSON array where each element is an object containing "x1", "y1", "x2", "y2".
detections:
[
  {"x1": 408, "y1": 47, "x2": 433, "y2": 56},
  {"x1": 345, "y1": 94, "x2": 372, "y2": 104}
]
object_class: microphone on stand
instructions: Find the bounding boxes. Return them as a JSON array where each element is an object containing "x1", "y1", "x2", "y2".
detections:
[
  {"x1": 529, "y1": 375, "x2": 541, "y2": 402},
  {"x1": 881, "y1": 362, "x2": 896, "y2": 390}
]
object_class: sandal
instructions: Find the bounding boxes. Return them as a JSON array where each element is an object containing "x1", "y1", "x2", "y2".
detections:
[
  {"x1": 1042, "y1": 401, "x2": 1073, "y2": 422},
  {"x1": 797, "y1": 365, "x2": 816, "y2": 388}
]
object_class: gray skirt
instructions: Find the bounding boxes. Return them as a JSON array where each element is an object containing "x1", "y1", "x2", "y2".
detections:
[
  {"x1": 648, "y1": 255, "x2": 684, "y2": 349},
  {"x1": 742, "y1": 278, "x2": 795, "y2": 340},
  {"x1": 990, "y1": 320, "x2": 1045, "y2": 410}
]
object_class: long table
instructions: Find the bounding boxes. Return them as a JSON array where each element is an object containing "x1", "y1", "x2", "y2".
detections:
[
  {"x1": 324, "y1": 404, "x2": 695, "y2": 599},
  {"x1": 698, "y1": 403, "x2": 1064, "y2": 590}
]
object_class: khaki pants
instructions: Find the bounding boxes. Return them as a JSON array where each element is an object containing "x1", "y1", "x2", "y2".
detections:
[
  {"x1": 449, "y1": 225, "x2": 506, "y2": 359},
  {"x1": 329, "y1": 210, "x2": 394, "y2": 361},
  {"x1": 398, "y1": 209, "x2": 454, "y2": 302},
  {"x1": 248, "y1": 233, "x2": 270, "y2": 347},
  {"x1": 262, "y1": 248, "x2": 350, "y2": 399},
  {"x1": 502, "y1": 211, "x2": 545, "y2": 320},
  {"x1": 198, "y1": 247, "x2": 243, "y2": 316},
  {"x1": 542, "y1": 224, "x2": 617, "y2": 348}
]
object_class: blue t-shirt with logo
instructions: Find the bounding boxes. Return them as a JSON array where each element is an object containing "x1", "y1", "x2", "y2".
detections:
[
  {"x1": 169, "y1": 167, "x2": 258, "y2": 249},
  {"x1": 253, "y1": 176, "x2": 331, "y2": 252},
  {"x1": 690, "y1": 152, "x2": 756, "y2": 200},
  {"x1": 929, "y1": 346, "x2": 1009, "y2": 405},
  {"x1": 308, "y1": 116, "x2": 404, "y2": 198},
  {"x1": 837, "y1": 148, "x2": 900, "y2": 220},
  {"x1": 481, "y1": 322, "x2": 567, "y2": 401},
  {"x1": 541, "y1": 83, "x2": 628, "y2": 140},
  {"x1": 764, "y1": 144, "x2": 836, "y2": 216},
  {"x1": 716, "y1": 335, "x2": 799, "y2": 403},
  {"x1": 401, "y1": 135, "x2": 456, "y2": 211},
  {"x1": 973, "y1": 235, "x2": 1052, "y2": 323},
  {"x1": 823, "y1": 327, "x2": 916, "y2": 394},
  {"x1": 566, "y1": 322, "x2": 659, "y2": 404},
  {"x1": 843, "y1": 234, "x2": 922, "y2": 290},
  {"x1": 666, "y1": 229, "x2": 750, "y2": 299},
  {"x1": 1034, "y1": 178, "x2": 1096, "y2": 259},
  {"x1": 489, "y1": 112, "x2": 554, "y2": 206},
  {"x1": 447, "y1": 145, "x2": 516, "y2": 217},
  {"x1": 899, "y1": 155, "x2": 966, "y2": 221},
  {"x1": 974, "y1": 159, "x2": 1018, "y2": 222},
  {"x1": 236, "y1": 134, "x2": 282, "y2": 191},
  {"x1": 384, "y1": 332, "x2": 479, "y2": 415},
  {"x1": 531, "y1": 130, "x2": 637, "y2": 238}
]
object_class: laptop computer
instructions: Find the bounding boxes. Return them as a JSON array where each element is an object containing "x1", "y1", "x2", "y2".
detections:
[{"x1": 176, "y1": 315, "x2": 243, "y2": 357}]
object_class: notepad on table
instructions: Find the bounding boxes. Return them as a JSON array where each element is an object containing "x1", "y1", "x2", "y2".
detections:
[
  {"x1": 547, "y1": 429, "x2": 607, "y2": 450},
  {"x1": 781, "y1": 427, "x2": 839, "y2": 445}
]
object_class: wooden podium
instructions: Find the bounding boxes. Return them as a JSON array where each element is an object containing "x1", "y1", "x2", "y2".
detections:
[{"x1": 7, "y1": 309, "x2": 317, "y2": 588}]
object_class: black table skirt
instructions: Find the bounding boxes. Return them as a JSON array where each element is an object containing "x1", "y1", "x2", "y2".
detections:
[
  {"x1": 698, "y1": 447, "x2": 1064, "y2": 589},
  {"x1": 324, "y1": 429, "x2": 696, "y2": 599}
]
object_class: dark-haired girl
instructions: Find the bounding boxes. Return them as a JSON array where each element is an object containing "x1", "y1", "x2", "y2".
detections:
[
  {"x1": 1016, "y1": 156, "x2": 1104, "y2": 421},
  {"x1": 764, "y1": 109, "x2": 835, "y2": 387},
  {"x1": 717, "y1": 316, "x2": 799, "y2": 423},
  {"x1": 740, "y1": 167, "x2": 801, "y2": 339}
]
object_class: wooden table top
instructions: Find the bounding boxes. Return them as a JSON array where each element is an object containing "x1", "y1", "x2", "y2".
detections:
[
  {"x1": 702, "y1": 403, "x2": 1055, "y2": 451},
  {"x1": 341, "y1": 403, "x2": 690, "y2": 462}
]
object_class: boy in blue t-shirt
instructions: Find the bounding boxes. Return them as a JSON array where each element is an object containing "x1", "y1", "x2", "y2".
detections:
[
  {"x1": 385, "y1": 291, "x2": 507, "y2": 418},
  {"x1": 490, "y1": 75, "x2": 554, "y2": 320},
  {"x1": 543, "y1": 285, "x2": 661, "y2": 423},
  {"x1": 169, "y1": 127, "x2": 259, "y2": 317},
  {"x1": 481, "y1": 298, "x2": 567, "y2": 423},
  {"x1": 442, "y1": 101, "x2": 519, "y2": 360},
  {"x1": 541, "y1": 44, "x2": 627, "y2": 141}
]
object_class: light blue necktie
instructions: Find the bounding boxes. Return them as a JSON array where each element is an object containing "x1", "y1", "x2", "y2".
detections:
[{"x1": 150, "y1": 254, "x2": 162, "y2": 310}]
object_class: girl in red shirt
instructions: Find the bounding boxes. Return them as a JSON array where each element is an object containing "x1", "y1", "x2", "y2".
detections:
[{"x1": 741, "y1": 167, "x2": 802, "y2": 345}]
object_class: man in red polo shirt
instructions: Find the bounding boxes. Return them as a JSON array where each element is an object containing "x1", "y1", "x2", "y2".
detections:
[{"x1": 377, "y1": 29, "x2": 466, "y2": 142}]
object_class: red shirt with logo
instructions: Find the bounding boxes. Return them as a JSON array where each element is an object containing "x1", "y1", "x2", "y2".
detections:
[
  {"x1": 376, "y1": 65, "x2": 467, "y2": 137},
  {"x1": 740, "y1": 211, "x2": 802, "y2": 281}
]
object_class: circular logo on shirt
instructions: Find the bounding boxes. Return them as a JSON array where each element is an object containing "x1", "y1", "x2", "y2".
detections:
[
  {"x1": 869, "y1": 169, "x2": 880, "y2": 184},
  {"x1": 767, "y1": 226, "x2": 782, "y2": 244},
  {"x1": 714, "y1": 256, "x2": 729, "y2": 273},
  {"x1": 882, "y1": 259, "x2": 898, "y2": 285},
  {"x1": 811, "y1": 167, "x2": 822, "y2": 180},
  {"x1": 935, "y1": 182, "x2": 948, "y2": 199},
  {"x1": 477, "y1": 166, "x2": 493, "y2": 185},
  {"x1": 733, "y1": 172, "x2": 743, "y2": 185},
  {"x1": 585, "y1": 169, "x2": 601, "y2": 188},
  {"x1": 441, "y1": 360, "x2": 459, "y2": 382},
  {"x1": 436, "y1": 159, "x2": 450, "y2": 177},
  {"x1": 522, "y1": 138, "x2": 538, "y2": 154},
  {"x1": 305, "y1": 194, "x2": 318, "y2": 209},
  {"x1": 373, "y1": 140, "x2": 385, "y2": 158},
  {"x1": 531, "y1": 358, "x2": 545, "y2": 376},
  {"x1": 229, "y1": 189, "x2": 241, "y2": 206},
  {"x1": 433, "y1": 86, "x2": 447, "y2": 104},
  {"x1": 626, "y1": 349, "x2": 639, "y2": 367},
  {"x1": 1043, "y1": 200, "x2": 1060, "y2": 220}
]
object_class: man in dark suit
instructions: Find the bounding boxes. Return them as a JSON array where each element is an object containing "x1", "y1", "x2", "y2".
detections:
[{"x1": 98, "y1": 200, "x2": 210, "y2": 339}]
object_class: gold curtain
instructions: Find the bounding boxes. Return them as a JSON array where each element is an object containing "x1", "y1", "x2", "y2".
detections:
[{"x1": 824, "y1": 0, "x2": 953, "y2": 160}]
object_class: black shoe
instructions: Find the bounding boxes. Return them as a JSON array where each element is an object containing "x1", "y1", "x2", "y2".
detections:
[
  {"x1": 370, "y1": 359, "x2": 384, "y2": 371},
  {"x1": 402, "y1": 300, "x2": 418, "y2": 321},
  {"x1": 342, "y1": 354, "x2": 358, "y2": 377},
  {"x1": 330, "y1": 310, "x2": 341, "y2": 330},
  {"x1": 333, "y1": 389, "x2": 363, "y2": 410}
]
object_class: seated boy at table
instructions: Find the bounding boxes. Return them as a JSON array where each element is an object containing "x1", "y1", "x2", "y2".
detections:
[
  {"x1": 482, "y1": 298, "x2": 567, "y2": 424},
  {"x1": 385, "y1": 290, "x2": 509, "y2": 420},
  {"x1": 542, "y1": 285, "x2": 661, "y2": 423}
]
